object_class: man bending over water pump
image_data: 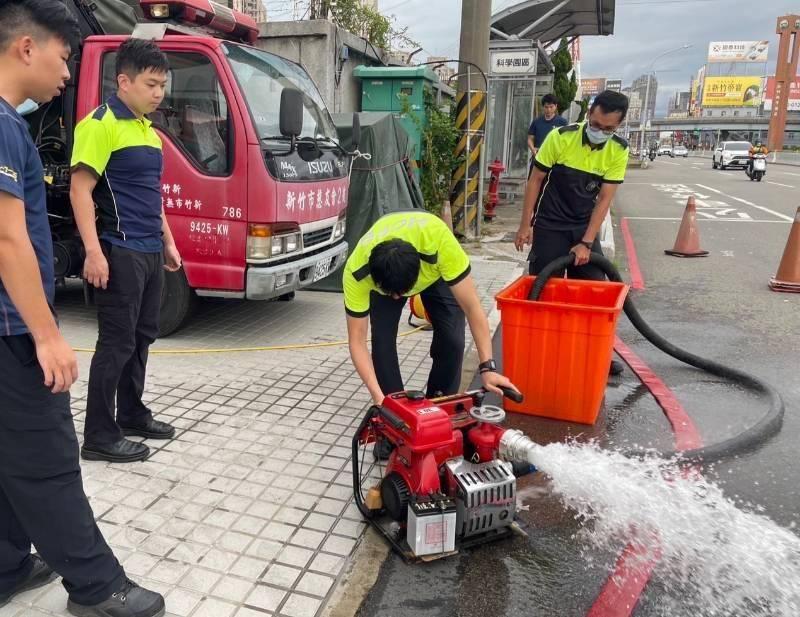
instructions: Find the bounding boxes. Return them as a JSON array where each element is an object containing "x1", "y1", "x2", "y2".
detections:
[{"x1": 344, "y1": 211, "x2": 517, "y2": 414}]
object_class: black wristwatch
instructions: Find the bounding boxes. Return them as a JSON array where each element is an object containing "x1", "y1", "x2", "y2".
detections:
[
  {"x1": 579, "y1": 240, "x2": 593, "y2": 250},
  {"x1": 478, "y1": 359, "x2": 498, "y2": 374}
]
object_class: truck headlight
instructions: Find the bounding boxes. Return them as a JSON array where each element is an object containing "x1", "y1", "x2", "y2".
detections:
[
  {"x1": 333, "y1": 213, "x2": 347, "y2": 239},
  {"x1": 248, "y1": 224, "x2": 301, "y2": 260}
]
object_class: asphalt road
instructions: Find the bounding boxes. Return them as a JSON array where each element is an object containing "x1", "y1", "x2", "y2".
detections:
[{"x1": 355, "y1": 156, "x2": 800, "y2": 617}]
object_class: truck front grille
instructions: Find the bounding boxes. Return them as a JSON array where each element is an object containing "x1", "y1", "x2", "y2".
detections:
[{"x1": 303, "y1": 227, "x2": 333, "y2": 249}]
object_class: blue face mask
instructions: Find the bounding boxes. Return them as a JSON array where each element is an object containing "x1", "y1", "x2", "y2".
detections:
[
  {"x1": 16, "y1": 99, "x2": 40, "y2": 116},
  {"x1": 586, "y1": 125, "x2": 612, "y2": 145}
]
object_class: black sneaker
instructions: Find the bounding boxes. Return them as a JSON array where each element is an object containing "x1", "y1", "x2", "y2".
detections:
[
  {"x1": 118, "y1": 418, "x2": 175, "y2": 440},
  {"x1": 67, "y1": 579, "x2": 165, "y2": 617},
  {"x1": 0, "y1": 555, "x2": 57, "y2": 608},
  {"x1": 609, "y1": 359, "x2": 625, "y2": 376},
  {"x1": 81, "y1": 439, "x2": 150, "y2": 463}
]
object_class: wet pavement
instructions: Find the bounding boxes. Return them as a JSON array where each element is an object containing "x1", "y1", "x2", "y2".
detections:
[{"x1": 356, "y1": 156, "x2": 800, "y2": 617}]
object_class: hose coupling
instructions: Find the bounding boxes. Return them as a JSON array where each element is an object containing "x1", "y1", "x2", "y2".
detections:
[{"x1": 499, "y1": 429, "x2": 540, "y2": 464}]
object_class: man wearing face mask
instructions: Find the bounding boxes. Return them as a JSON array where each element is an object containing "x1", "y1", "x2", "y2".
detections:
[{"x1": 514, "y1": 90, "x2": 630, "y2": 375}]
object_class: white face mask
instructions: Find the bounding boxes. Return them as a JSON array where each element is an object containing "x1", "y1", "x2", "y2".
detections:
[
  {"x1": 586, "y1": 125, "x2": 612, "y2": 145},
  {"x1": 16, "y1": 99, "x2": 40, "y2": 116}
]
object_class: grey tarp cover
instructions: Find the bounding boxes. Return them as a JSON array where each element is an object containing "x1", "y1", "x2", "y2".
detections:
[
  {"x1": 90, "y1": 0, "x2": 139, "y2": 34},
  {"x1": 310, "y1": 112, "x2": 424, "y2": 291}
]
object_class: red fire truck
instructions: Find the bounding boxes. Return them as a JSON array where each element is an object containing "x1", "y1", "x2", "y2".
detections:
[{"x1": 36, "y1": 0, "x2": 351, "y2": 334}]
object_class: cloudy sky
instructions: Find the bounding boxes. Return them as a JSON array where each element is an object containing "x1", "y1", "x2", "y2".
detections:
[{"x1": 263, "y1": 0, "x2": 798, "y2": 114}]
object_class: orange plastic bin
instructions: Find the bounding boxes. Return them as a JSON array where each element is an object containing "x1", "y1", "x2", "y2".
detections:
[{"x1": 495, "y1": 275, "x2": 629, "y2": 424}]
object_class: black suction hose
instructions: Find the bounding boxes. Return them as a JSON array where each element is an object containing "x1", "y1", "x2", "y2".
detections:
[
  {"x1": 352, "y1": 406, "x2": 378, "y2": 520},
  {"x1": 528, "y1": 254, "x2": 785, "y2": 463}
]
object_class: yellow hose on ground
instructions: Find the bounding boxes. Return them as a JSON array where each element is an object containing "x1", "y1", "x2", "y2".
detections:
[{"x1": 72, "y1": 325, "x2": 428, "y2": 355}]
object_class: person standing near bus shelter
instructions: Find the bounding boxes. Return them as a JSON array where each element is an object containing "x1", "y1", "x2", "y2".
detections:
[{"x1": 527, "y1": 93, "x2": 567, "y2": 172}]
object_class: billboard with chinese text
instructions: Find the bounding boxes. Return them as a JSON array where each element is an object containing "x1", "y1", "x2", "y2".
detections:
[
  {"x1": 707, "y1": 40, "x2": 769, "y2": 63},
  {"x1": 581, "y1": 78, "x2": 606, "y2": 98},
  {"x1": 701, "y1": 76, "x2": 763, "y2": 107},
  {"x1": 763, "y1": 76, "x2": 800, "y2": 112}
]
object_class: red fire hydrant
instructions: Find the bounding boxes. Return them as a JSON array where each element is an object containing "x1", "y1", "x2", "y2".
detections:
[{"x1": 484, "y1": 159, "x2": 506, "y2": 222}]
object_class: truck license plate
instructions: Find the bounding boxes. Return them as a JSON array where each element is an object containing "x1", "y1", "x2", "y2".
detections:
[{"x1": 313, "y1": 258, "x2": 332, "y2": 282}]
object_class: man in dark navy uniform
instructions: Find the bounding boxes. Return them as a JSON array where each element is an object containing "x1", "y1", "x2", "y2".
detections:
[{"x1": 0, "y1": 2, "x2": 164, "y2": 615}]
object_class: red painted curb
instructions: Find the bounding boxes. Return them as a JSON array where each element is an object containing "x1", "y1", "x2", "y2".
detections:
[
  {"x1": 585, "y1": 337, "x2": 704, "y2": 617},
  {"x1": 621, "y1": 218, "x2": 646, "y2": 290},
  {"x1": 586, "y1": 541, "x2": 663, "y2": 617},
  {"x1": 614, "y1": 337, "x2": 703, "y2": 452}
]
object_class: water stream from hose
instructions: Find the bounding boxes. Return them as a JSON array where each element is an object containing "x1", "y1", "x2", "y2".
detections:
[{"x1": 526, "y1": 442, "x2": 800, "y2": 616}]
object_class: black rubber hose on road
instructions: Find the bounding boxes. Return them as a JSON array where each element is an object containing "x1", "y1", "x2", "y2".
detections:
[{"x1": 528, "y1": 253, "x2": 785, "y2": 463}]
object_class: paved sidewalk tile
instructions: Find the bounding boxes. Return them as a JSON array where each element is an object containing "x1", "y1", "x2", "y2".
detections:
[{"x1": 6, "y1": 260, "x2": 517, "y2": 617}]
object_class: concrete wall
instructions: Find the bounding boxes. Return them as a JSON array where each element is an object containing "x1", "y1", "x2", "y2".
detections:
[{"x1": 255, "y1": 20, "x2": 386, "y2": 115}]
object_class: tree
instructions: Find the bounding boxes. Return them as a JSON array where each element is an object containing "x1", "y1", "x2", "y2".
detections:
[
  {"x1": 576, "y1": 96, "x2": 590, "y2": 122},
  {"x1": 551, "y1": 38, "x2": 577, "y2": 115},
  {"x1": 326, "y1": 0, "x2": 391, "y2": 50}
]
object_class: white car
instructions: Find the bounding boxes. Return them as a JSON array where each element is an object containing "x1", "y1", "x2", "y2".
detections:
[
  {"x1": 712, "y1": 141, "x2": 753, "y2": 170},
  {"x1": 658, "y1": 145, "x2": 673, "y2": 156},
  {"x1": 673, "y1": 145, "x2": 688, "y2": 157}
]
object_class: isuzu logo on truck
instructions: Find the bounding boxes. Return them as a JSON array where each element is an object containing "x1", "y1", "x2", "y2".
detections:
[{"x1": 308, "y1": 160, "x2": 334, "y2": 175}]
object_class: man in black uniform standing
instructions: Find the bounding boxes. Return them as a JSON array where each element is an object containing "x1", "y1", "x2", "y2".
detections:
[
  {"x1": 515, "y1": 90, "x2": 631, "y2": 375},
  {"x1": 0, "y1": 2, "x2": 164, "y2": 615}
]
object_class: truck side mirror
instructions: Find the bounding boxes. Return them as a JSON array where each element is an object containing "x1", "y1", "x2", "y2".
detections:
[
  {"x1": 352, "y1": 112, "x2": 361, "y2": 149},
  {"x1": 280, "y1": 88, "x2": 304, "y2": 140}
]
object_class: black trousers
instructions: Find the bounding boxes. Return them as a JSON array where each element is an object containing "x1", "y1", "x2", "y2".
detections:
[
  {"x1": 528, "y1": 226, "x2": 605, "y2": 281},
  {"x1": 370, "y1": 279, "x2": 466, "y2": 398},
  {"x1": 0, "y1": 335, "x2": 125, "y2": 604},
  {"x1": 85, "y1": 243, "x2": 163, "y2": 446}
]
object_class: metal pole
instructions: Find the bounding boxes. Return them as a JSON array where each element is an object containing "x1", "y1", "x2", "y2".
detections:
[
  {"x1": 466, "y1": 66, "x2": 472, "y2": 234},
  {"x1": 477, "y1": 105, "x2": 486, "y2": 236},
  {"x1": 641, "y1": 75, "x2": 651, "y2": 155},
  {"x1": 450, "y1": 0, "x2": 490, "y2": 239}
]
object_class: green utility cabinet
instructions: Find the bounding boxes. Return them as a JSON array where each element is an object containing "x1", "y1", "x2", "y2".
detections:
[{"x1": 353, "y1": 65, "x2": 439, "y2": 161}]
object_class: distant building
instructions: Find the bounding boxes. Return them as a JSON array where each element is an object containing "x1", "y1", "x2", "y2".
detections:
[
  {"x1": 631, "y1": 74, "x2": 658, "y2": 124},
  {"x1": 233, "y1": 0, "x2": 266, "y2": 23},
  {"x1": 387, "y1": 50, "x2": 413, "y2": 66},
  {"x1": 668, "y1": 91, "x2": 690, "y2": 116},
  {"x1": 628, "y1": 90, "x2": 643, "y2": 124},
  {"x1": 427, "y1": 56, "x2": 456, "y2": 85}
]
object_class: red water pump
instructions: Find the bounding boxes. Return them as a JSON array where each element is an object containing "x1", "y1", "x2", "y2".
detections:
[{"x1": 352, "y1": 388, "x2": 538, "y2": 561}]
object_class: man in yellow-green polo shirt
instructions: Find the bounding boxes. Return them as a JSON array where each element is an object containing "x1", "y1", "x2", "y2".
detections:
[
  {"x1": 515, "y1": 89, "x2": 630, "y2": 375},
  {"x1": 70, "y1": 39, "x2": 181, "y2": 465},
  {"x1": 344, "y1": 210, "x2": 516, "y2": 409}
]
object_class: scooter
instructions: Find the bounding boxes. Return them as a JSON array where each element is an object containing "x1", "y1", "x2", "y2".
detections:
[
  {"x1": 745, "y1": 154, "x2": 767, "y2": 182},
  {"x1": 648, "y1": 148, "x2": 657, "y2": 162}
]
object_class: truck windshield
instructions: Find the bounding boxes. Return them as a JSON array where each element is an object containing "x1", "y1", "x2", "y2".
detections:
[{"x1": 223, "y1": 43, "x2": 337, "y2": 142}]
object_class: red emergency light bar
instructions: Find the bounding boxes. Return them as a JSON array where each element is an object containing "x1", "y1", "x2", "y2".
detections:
[{"x1": 139, "y1": 0, "x2": 259, "y2": 44}]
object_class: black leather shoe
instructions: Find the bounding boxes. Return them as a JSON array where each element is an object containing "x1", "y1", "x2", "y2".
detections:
[
  {"x1": 118, "y1": 418, "x2": 175, "y2": 440},
  {"x1": 67, "y1": 578, "x2": 165, "y2": 617},
  {"x1": 609, "y1": 359, "x2": 625, "y2": 376},
  {"x1": 0, "y1": 555, "x2": 57, "y2": 608},
  {"x1": 81, "y1": 439, "x2": 150, "y2": 463}
]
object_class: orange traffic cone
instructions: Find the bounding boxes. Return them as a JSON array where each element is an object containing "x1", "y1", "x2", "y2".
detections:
[
  {"x1": 769, "y1": 207, "x2": 800, "y2": 293},
  {"x1": 665, "y1": 196, "x2": 709, "y2": 258}
]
